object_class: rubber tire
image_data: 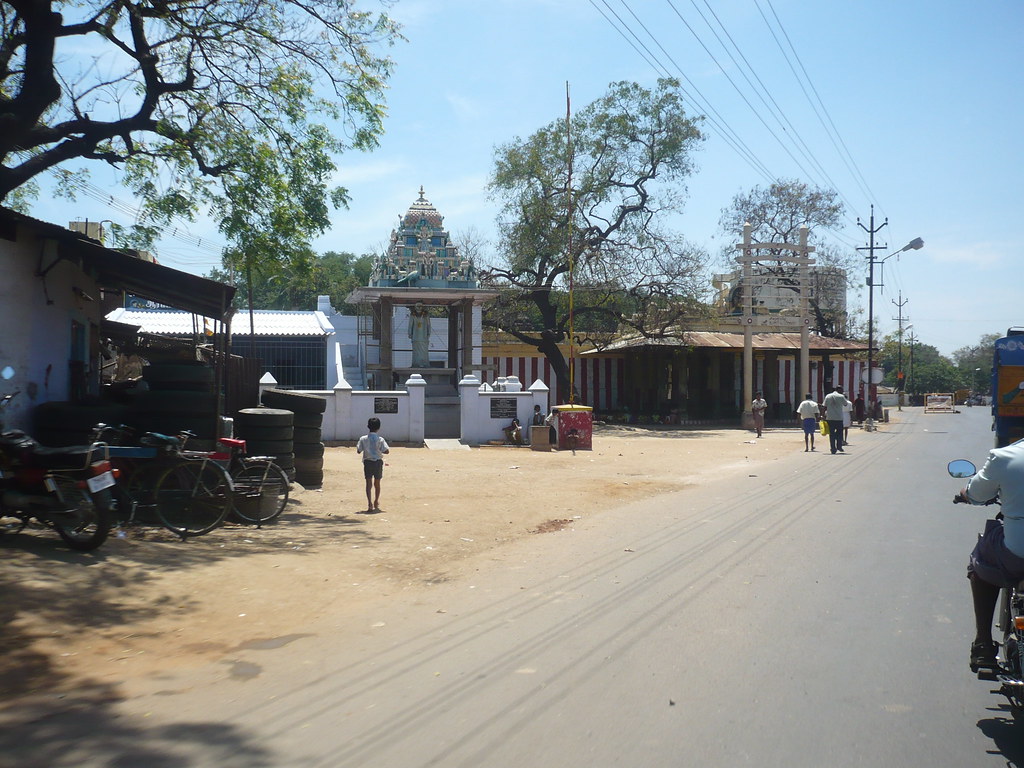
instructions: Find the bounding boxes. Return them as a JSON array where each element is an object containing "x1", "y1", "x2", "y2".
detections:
[
  {"x1": 134, "y1": 390, "x2": 218, "y2": 414},
  {"x1": 142, "y1": 363, "x2": 214, "y2": 391},
  {"x1": 292, "y1": 412, "x2": 325, "y2": 429},
  {"x1": 293, "y1": 441, "x2": 325, "y2": 459},
  {"x1": 295, "y1": 470, "x2": 324, "y2": 488},
  {"x1": 231, "y1": 461, "x2": 290, "y2": 524},
  {"x1": 261, "y1": 389, "x2": 327, "y2": 414},
  {"x1": 234, "y1": 408, "x2": 295, "y2": 428},
  {"x1": 293, "y1": 426, "x2": 322, "y2": 444},
  {"x1": 294, "y1": 455, "x2": 325, "y2": 474},
  {"x1": 242, "y1": 439, "x2": 294, "y2": 456},
  {"x1": 235, "y1": 424, "x2": 294, "y2": 441},
  {"x1": 52, "y1": 487, "x2": 113, "y2": 552}
]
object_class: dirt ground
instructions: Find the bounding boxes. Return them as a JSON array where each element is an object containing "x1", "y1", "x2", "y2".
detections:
[{"x1": 0, "y1": 422, "x2": 803, "y2": 706}]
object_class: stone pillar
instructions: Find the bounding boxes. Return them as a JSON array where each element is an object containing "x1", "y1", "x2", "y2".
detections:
[{"x1": 458, "y1": 374, "x2": 481, "y2": 444}]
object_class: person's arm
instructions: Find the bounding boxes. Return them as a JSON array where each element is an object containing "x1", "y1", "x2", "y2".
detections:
[
  {"x1": 964, "y1": 454, "x2": 1002, "y2": 504},
  {"x1": 380, "y1": 438, "x2": 390, "y2": 454},
  {"x1": 356, "y1": 436, "x2": 364, "y2": 455}
]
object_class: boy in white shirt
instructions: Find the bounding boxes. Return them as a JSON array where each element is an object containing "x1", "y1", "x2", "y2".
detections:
[{"x1": 356, "y1": 417, "x2": 390, "y2": 512}]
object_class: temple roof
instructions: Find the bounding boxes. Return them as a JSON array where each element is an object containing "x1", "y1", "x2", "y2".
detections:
[{"x1": 401, "y1": 186, "x2": 443, "y2": 228}]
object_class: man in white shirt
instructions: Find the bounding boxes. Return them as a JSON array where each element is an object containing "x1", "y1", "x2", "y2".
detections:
[
  {"x1": 795, "y1": 393, "x2": 820, "y2": 452},
  {"x1": 751, "y1": 391, "x2": 767, "y2": 438},
  {"x1": 822, "y1": 385, "x2": 848, "y2": 454},
  {"x1": 958, "y1": 440, "x2": 1024, "y2": 669}
]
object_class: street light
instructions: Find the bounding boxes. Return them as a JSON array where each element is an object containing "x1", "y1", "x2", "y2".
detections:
[{"x1": 857, "y1": 206, "x2": 923, "y2": 430}]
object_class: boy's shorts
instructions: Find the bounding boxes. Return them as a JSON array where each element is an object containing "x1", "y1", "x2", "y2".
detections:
[
  {"x1": 802, "y1": 417, "x2": 817, "y2": 435},
  {"x1": 363, "y1": 458, "x2": 384, "y2": 480}
]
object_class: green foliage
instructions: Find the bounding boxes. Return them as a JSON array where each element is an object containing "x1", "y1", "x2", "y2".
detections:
[
  {"x1": 484, "y1": 78, "x2": 709, "y2": 399},
  {"x1": 1, "y1": 0, "x2": 401, "y2": 268},
  {"x1": 875, "y1": 332, "x2": 965, "y2": 394},
  {"x1": 208, "y1": 250, "x2": 373, "y2": 311}
]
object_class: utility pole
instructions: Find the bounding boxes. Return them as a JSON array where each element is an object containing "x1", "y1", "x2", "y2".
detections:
[
  {"x1": 892, "y1": 291, "x2": 909, "y2": 410},
  {"x1": 857, "y1": 206, "x2": 887, "y2": 429},
  {"x1": 907, "y1": 330, "x2": 918, "y2": 402}
]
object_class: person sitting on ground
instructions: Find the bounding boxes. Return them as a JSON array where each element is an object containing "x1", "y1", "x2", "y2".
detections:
[{"x1": 502, "y1": 418, "x2": 523, "y2": 445}]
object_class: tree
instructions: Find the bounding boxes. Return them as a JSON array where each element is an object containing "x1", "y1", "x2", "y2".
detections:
[
  {"x1": 952, "y1": 333, "x2": 1001, "y2": 391},
  {"x1": 0, "y1": 1, "x2": 400, "y2": 258},
  {"x1": 483, "y1": 79, "x2": 708, "y2": 402},
  {"x1": 717, "y1": 180, "x2": 856, "y2": 337},
  {"x1": 207, "y1": 250, "x2": 373, "y2": 311}
]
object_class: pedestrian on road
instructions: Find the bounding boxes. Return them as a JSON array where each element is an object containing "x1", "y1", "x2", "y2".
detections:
[
  {"x1": 356, "y1": 417, "x2": 390, "y2": 513},
  {"x1": 795, "y1": 393, "x2": 820, "y2": 452},
  {"x1": 751, "y1": 390, "x2": 767, "y2": 438},
  {"x1": 842, "y1": 393, "x2": 853, "y2": 446},
  {"x1": 823, "y1": 386, "x2": 848, "y2": 454}
]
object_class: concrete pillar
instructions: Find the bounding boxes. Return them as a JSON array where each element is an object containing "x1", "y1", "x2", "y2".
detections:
[
  {"x1": 332, "y1": 377, "x2": 353, "y2": 441},
  {"x1": 405, "y1": 374, "x2": 426, "y2": 444},
  {"x1": 459, "y1": 374, "x2": 481, "y2": 444}
]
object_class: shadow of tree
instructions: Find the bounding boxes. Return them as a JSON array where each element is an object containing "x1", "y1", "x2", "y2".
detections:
[{"x1": 0, "y1": 695, "x2": 276, "y2": 767}]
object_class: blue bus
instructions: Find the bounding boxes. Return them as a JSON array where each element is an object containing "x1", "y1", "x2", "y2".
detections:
[{"x1": 993, "y1": 328, "x2": 1024, "y2": 447}]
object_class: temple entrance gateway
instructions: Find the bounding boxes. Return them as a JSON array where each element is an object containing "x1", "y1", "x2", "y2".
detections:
[{"x1": 347, "y1": 188, "x2": 497, "y2": 438}]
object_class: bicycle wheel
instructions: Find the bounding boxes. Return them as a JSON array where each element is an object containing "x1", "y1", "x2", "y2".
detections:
[
  {"x1": 231, "y1": 460, "x2": 290, "y2": 523},
  {"x1": 153, "y1": 459, "x2": 231, "y2": 537},
  {"x1": 119, "y1": 461, "x2": 165, "y2": 524}
]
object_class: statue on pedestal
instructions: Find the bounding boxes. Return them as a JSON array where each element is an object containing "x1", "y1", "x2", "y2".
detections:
[{"x1": 409, "y1": 302, "x2": 431, "y2": 368}]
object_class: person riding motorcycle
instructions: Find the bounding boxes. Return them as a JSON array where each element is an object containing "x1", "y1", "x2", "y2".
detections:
[{"x1": 957, "y1": 439, "x2": 1024, "y2": 668}]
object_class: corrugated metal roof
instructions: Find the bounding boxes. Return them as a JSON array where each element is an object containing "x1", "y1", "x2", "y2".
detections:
[
  {"x1": 593, "y1": 331, "x2": 867, "y2": 353},
  {"x1": 107, "y1": 308, "x2": 334, "y2": 337}
]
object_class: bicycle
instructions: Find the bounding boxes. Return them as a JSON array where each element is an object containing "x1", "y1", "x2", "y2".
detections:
[
  {"x1": 104, "y1": 426, "x2": 233, "y2": 538},
  {"x1": 212, "y1": 437, "x2": 290, "y2": 525}
]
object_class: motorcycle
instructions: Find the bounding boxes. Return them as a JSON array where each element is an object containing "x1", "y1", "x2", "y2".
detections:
[
  {"x1": 0, "y1": 390, "x2": 116, "y2": 552},
  {"x1": 949, "y1": 458, "x2": 1024, "y2": 717}
]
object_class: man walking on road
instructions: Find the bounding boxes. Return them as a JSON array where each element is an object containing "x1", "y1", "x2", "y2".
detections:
[
  {"x1": 795, "y1": 393, "x2": 820, "y2": 452},
  {"x1": 823, "y1": 385, "x2": 848, "y2": 455}
]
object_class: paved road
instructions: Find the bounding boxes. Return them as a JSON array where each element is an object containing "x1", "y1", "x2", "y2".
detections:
[{"x1": 8, "y1": 406, "x2": 1024, "y2": 767}]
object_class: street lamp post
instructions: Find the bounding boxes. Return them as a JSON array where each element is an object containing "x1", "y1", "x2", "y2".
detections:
[{"x1": 857, "y1": 205, "x2": 923, "y2": 431}]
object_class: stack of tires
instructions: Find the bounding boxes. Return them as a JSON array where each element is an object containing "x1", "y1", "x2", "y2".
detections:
[
  {"x1": 133, "y1": 362, "x2": 218, "y2": 443},
  {"x1": 261, "y1": 389, "x2": 326, "y2": 489},
  {"x1": 33, "y1": 402, "x2": 131, "y2": 446},
  {"x1": 233, "y1": 408, "x2": 295, "y2": 481}
]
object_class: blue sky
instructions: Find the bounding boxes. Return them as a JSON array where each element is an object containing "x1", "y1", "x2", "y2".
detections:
[{"x1": 29, "y1": 0, "x2": 1023, "y2": 358}]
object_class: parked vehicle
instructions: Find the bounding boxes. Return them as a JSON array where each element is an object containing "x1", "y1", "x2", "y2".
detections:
[
  {"x1": 992, "y1": 328, "x2": 1024, "y2": 447},
  {"x1": 0, "y1": 389, "x2": 116, "y2": 552},
  {"x1": 950, "y1": 458, "x2": 1024, "y2": 718}
]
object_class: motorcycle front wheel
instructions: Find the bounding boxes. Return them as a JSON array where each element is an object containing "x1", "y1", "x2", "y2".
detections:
[{"x1": 51, "y1": 487, "x2": 112, "y2": 552}]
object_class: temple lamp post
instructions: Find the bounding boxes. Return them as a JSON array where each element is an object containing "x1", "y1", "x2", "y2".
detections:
[{"x1": 858, "y1": 208, "x2": 923, "y2": 430}]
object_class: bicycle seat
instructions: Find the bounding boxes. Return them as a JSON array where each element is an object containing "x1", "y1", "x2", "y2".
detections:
[{"x1": 139, "y1": 432, "x2": 182, "y2": 449}]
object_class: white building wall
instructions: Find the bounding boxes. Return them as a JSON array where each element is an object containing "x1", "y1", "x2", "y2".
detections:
[{"x1": 0, "y1": 230, "x2": 104, "y2": 431}]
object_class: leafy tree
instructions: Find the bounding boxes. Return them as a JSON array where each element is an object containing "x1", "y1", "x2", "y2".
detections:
[
  {"x1": 875, "y1": 332, "x2": 964, "y2": 394},
  {"x1": 952, "y1": 333, "x2": 1001, "y2": 389},
  {"x1": 208, "y1": 250, "x2": 373, "y2": 311},
  {"x1": 717, "y1": 180, "x2": 856, "y2": 337},
  {"x1": 483, "y1": 79, "x2": 709, "y2": 402},
  {"x1": 0, "y1": 0, "x2": 401, "y2": 262}
]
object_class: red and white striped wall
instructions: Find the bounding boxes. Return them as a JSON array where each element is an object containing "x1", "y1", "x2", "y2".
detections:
[{"x1": 478, "y1": 354, "x2": 625, "y2": 410}]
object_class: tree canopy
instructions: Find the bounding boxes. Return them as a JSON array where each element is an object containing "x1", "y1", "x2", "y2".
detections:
[
  {"x1": 718, "y1": 179, "x2": 857, "y2": 337},
  {"x1": 482, "y1": 79, "x2": 708, "y2": 401},
  {"x1": 207, "y1": 250, "x2": 373, "y2": 311},
  {"x1": 0, "y1": 0, "x2": 400, "y2": 258}
]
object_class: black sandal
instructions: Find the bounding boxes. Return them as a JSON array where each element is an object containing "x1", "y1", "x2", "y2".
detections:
[{"x1": 971, "y1": 640, "x2": 999, "y2": 669}]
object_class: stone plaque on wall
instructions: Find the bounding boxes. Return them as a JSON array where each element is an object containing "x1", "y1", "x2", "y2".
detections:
[
  {"x1": 489, "y1": 397, "x2": 517, "y2": 420},
  {"x1": 374, "y1": 397, "x2": 399, "y2": 414}
]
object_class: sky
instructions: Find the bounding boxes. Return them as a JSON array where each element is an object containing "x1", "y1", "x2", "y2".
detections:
[{"x1": 26, "y1": 0, "x2": 1024, "y2": 359}]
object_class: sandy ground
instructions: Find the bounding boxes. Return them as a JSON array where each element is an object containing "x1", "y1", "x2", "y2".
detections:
[{"x1": 0, "y1": 422, "x2": 805, "y2": 707}]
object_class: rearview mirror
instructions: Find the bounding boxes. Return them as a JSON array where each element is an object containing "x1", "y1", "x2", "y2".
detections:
[{"x1": 948, "y1": 459, "x2": 977, "y2": 479}]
